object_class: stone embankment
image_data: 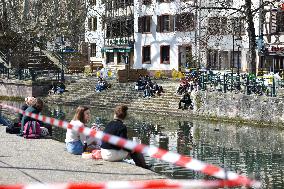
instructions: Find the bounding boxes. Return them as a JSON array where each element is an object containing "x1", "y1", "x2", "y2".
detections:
[
  {"x1": 0, "y1": 126, "x2": 164, "y2": 184},
  {"x1": 44, "y1": 76, "x2": 284, "y2": 127}
]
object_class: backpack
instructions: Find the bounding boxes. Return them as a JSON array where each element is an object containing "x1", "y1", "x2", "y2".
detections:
[
  {"x1": 6, "y1": 123, "x2": 21, "y2": 134},
  {"x1": 23, "y1": 121, "x2": 41, "y2": 139}
]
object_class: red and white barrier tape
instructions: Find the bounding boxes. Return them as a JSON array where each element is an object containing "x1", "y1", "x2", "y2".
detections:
[
  {"x1": 0, "y1": 104, "x2": 261, "y2": 188},
  {"x1": 0, "y1": 179, "x2": 261, "y2": 189}
]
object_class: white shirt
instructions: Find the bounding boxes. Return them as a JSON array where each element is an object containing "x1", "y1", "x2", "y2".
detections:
[{"x1": 65, "y1": 120, "x2": 87, "y2": 144}]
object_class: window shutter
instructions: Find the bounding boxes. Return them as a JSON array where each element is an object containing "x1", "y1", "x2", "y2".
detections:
[
  {"x1": 157, "y1": 15, "x2": 161, "y2": 32},
  {"x1": 88, "y1": 18, "x2": 92, "y2": 31},
  {"x1": 138, "y1": 17, "x2": 142, "y2": 33},
  {"x1": 271, "y1": 10, "x2": 277, "y2": 34},
  {"x1": 170, "y1": 15, "x2": 174, "y2": 32}
]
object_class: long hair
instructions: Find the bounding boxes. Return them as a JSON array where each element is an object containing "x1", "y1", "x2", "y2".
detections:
[
  {"x1": 33, "y1": 98, "x2": 44, "y2": 112},
  {"x1": 73, "y1": 106, "x2": 89, "y2": 124}
]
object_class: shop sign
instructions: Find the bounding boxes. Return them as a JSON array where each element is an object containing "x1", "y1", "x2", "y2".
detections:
[{"x1": 268, "y1": 45, "x2": 284, "y2": 52}]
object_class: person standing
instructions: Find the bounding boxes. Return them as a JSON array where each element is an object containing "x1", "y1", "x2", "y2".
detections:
[{"x1": 101, "y1": 105, "x2": 148, "y2": 169}]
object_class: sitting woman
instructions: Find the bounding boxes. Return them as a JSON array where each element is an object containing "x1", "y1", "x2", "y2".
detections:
[
  {"x1": 101, "y1": 105, "x2": 148, "y2": 169},
  {"x1": 19, "y1": 98, "x2": 44, "y2": 136},
  {"x1": 65, "y1": 106, "x2": 97, "y2": 155}
]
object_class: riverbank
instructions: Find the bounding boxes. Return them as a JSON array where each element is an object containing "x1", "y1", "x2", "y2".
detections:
[
  {"x1": 41, "y1": 76, "x2": 284, "y2": 128},
  {"x1": 0, "y1": 126, "x2": 164, "y2": 184}
]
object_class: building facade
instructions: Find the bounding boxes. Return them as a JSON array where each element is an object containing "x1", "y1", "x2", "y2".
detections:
[
  {"x1": 86, "y1": 0, "x2": 284, "y2": 73},
  {"x1": 85, "y1": 0, "x2": 135, "y2": 70},
  {"x1": 260, "y1": 1, "x2": 284, "y2": 73}
]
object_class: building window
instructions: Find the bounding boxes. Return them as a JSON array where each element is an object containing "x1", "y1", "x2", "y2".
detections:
[
  {"x1": 106, "y1": 52, "x2": 114, "y2": 63},
  {"x1": 207, "y1": 17, "x2": 228, "y2": 35},
  {"x1": 175, "y1": 13, "x2": 195, "y2": 32},
  {"x1": 142, "y1": 46, "x2": 151, "y2": 64},
  {"x1": 89, "y1": 0, "x2": 96, "y2": 6},
  {"x1": 138, "y1": 16, "x2": 151, "y2": 33},
  {"x1": 143, "y1": 0, "x2": 151, "y2": 5},
  {"x1": 157, "y1": 15, "x2": 174, "y2": 32},
  {"x1": 88, "y1": 17, "x2": 97, "y2": 31},
  {"x1": 106, "y1": 17, "x2": 134, "y2": 38},
  {"x1": 160, "y1": 45, "x2": 170, "y2": 64},
  {"x1": 230, "y1": 17, "x2": 246, "y2": 35},
  {"x1": 90, "y1": 43, "x2": 96, "y2": 57}
]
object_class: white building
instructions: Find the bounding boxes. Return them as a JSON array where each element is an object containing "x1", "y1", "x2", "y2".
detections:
[
  {"x1": 85, "y1": 0, "x2": 135, "y2": 70},
  {"x1": 86, "y1": 0, "x2": 284, "y2": 73}
]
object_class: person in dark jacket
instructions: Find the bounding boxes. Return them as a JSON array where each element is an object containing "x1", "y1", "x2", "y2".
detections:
[
  {"x1": 101, "y1": 105, "x2": 148, "y2": 169},
  {"x1": 178, "y1": 92, "x2": 192, "y2": 110},
  {"x1": 19, "y1": 98, "x2": 44, "y2": 136}
]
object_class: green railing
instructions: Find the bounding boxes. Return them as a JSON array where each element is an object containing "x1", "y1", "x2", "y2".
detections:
[{"x1": 193, "y1": 71, "x2": 279, "y2": 97}]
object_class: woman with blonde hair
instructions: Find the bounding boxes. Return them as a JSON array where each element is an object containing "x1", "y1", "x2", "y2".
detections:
[{"x1": 65, "y1": 106, "x2": 91, "y2": 155}]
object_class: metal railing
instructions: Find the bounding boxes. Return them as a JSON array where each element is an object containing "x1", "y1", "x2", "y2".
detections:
[{"x1": 194, "y1": 71, "x2": 279, "y2": 97}]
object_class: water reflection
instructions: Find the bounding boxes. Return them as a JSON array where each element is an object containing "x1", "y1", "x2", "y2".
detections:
[{"x1": 2, "y1": 102, "x2": 284, "y2": 188}]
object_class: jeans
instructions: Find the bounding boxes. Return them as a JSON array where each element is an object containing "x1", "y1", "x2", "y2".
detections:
[{"x1": 66, "y1": 141, "x2": 84, "y2": 155}]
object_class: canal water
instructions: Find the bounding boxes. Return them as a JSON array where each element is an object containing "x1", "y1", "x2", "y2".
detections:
[
  {"x1": 2, "y1": 102, "x2": 284, "y2": 188},
  {"x1": 44, "y1": 104, "x2": 284, "y2": 189}
]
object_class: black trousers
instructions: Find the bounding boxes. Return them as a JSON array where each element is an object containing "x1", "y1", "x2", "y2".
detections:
[{"x1": 130, "y1": 152, "x2": 148, "y2": 169}]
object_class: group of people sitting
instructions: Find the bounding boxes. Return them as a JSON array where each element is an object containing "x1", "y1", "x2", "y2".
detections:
[
  {"x1": 49, "y1": 82, "x2": 66, "y2": 95},
  {"x1": 95, "y1": 77, "x2": 111, "y2": 92},
  {"x1": 6, "y1": 96, "x2": 51, "y2": 138},
  {"x1": 65, "y1": 105, "x2": 149, "y2": 169},
  {"x1": 135, "y1": 75, "x2": 164, "y2": 98}
]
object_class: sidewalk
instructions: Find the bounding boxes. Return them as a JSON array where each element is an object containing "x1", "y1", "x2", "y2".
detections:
[{"x1": 0, "y1": 126, "x2": 164, "y2": 185}]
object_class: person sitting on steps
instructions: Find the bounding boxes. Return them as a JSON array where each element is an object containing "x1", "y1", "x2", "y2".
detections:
[{"x1": 178, "y1": 91, "x2": 193, "y2": 110}]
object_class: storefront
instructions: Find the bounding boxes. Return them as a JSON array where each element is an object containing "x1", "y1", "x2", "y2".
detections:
[
  {"x1": 260, "y1": 45, "x2": 284, "y2": 73},
  {"x1": 101, "y1": 47, "x2": 133, "y2": 69}
]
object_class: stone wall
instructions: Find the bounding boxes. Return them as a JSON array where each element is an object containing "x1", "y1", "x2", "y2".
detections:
[
  {"x1": 192, "y1": 91, "x2": 284, "y2": 126},
  {"x1": 0, "y1": 81, "x2": 51, "y2": 98}
]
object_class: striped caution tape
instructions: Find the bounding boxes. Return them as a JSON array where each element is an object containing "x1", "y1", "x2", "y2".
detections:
[
  {"x1": 0, "y1": 104, "x2": 261, "y2": 188},
  {"x1": 0, "y1": 179, "x2": 261, "y2": 189}
]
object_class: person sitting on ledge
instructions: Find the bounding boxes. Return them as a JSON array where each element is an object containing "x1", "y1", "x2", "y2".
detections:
[
  {"x1": 65, "y1": 106, "x2": 98, "y2": 155},
  {"x1": 101, "y1": 105, "x2": 149, "y2": 169}
]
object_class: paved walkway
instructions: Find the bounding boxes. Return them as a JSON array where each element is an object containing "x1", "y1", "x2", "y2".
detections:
[{"x1": 0, "y1": 127, "x2": 164, "y2": 185}]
